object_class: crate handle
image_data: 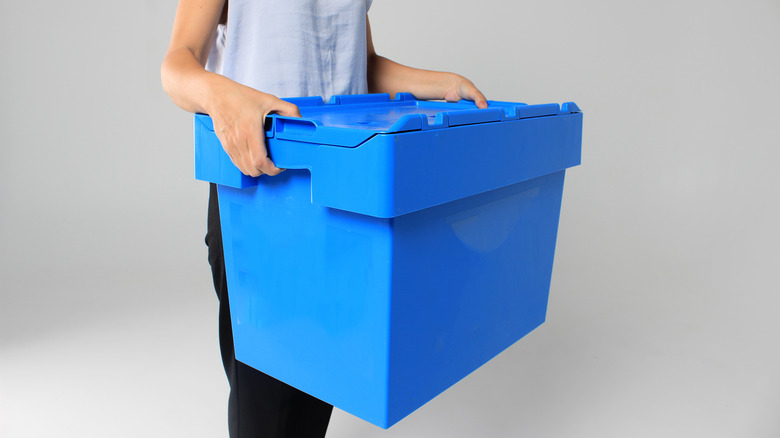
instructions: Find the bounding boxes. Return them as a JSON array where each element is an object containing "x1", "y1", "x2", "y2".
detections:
[
  {"x1": 275, "y1": 118, "x2": 318, "y2": 138},
  {"x1": 271, "y1": 115, "x2": 378, "y2": 147}
]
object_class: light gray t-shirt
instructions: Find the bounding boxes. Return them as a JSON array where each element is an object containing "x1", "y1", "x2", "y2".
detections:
[{"x1": 206, "y1": 0, "x2": 373, "y2": 101}]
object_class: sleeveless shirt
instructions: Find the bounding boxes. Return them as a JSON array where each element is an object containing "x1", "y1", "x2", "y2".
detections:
[{"x1": 206, "y1": 0, "x2": 373, "y2": 101}]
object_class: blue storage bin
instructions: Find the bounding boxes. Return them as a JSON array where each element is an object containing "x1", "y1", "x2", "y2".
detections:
[{"x1": 194, "y1": 93, "x2": 582, "y2": 428}]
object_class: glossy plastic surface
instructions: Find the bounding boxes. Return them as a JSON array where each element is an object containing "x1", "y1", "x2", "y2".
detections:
[
  {"x1": 195, "y1": 93, "x2": 582, "y2": 218},
  {"x1": 193, "y1": 94, "x2": 583, "y2": 428}
]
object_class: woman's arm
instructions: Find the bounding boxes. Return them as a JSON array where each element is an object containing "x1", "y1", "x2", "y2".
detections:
[
  {"x1": 365, "y1": 17, "x2": 487, "y2": 108},
  {"x1": 161, "y1": 0, "x2": 296, "y2": 177}
]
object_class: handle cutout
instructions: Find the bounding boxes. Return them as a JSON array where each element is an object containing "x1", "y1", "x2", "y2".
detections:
[{"x1": 276, "y1": 118, "x2": 317, "y2": 137}]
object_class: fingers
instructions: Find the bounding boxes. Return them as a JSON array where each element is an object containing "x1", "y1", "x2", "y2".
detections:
[
  {"x1": 460, "y1": 81, "x2": 488, "y2": 109},
  {"x1": 215, "y1": 117, "x2": 279, "y2": 177},
  {"x1": 241, "y1": 98, "x2": 299, "y2": 176},
  {"x1": 471, "y1": 90, "x2": 488, "y2": 109},
  {"x1": 244, "y1": 124, "x2": 283, "y2": 177},
  {"x1": 443, "y1": 74, "x2": 488, "y2": 109},
  {"x1": 214, "y1": 95, "x2": 301, "y2": 177}
]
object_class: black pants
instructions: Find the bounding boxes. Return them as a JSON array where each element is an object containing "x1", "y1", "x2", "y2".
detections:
[{"x1": 206, "y1": 183, "x2": 333, "y2": 438}]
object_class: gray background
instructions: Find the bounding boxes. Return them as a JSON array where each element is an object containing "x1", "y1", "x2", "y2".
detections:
[{"x1": 1, "y1": 0, "x2": 778, "y2": 436}]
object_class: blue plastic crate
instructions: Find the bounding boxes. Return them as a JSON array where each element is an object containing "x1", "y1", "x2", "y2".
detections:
[{"x1": 194, "y1": 93, "x2": 582, "y2": 428}]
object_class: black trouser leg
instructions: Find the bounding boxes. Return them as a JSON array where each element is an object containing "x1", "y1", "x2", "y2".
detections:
[{"x1": 206, "y1": 183, "x2": 333, "y2": 438}]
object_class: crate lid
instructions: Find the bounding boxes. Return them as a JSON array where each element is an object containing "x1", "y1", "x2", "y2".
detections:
[
  {"x1": 194, "y1": 93, "x2": 583, "y2": 217},
  {"x1": 196, "y1": 93, "x2": 580, "y2": 148}
]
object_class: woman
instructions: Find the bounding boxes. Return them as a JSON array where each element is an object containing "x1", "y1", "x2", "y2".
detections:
[{"x1": 161, "y1": 1, "x2": 486, "y2": 436}]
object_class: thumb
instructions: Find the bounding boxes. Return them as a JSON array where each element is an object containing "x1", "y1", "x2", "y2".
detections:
[
  {"x1": 474, "y1": 94, "x2": 488, "y2": 109},
  {"x1": 464, "y1": 84, "x2": 488, "y2": 109},
  {"x1": 273, "y1": 99, "x2": 302, "y2": 118}
]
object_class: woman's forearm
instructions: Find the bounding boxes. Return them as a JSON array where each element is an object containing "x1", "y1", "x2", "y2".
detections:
[
  {"x1": 161, "y1": 0, "x2": 298, "y2": 177},
  {"x1": 367, "y1": 54, "x2": 455, "y2": 100},
  {"x1": 161, "y1": 46, "x2": 230, "y2": 115},
  {"x1": 365, "y1": 17, "x2": 486, "y2": 108}
]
